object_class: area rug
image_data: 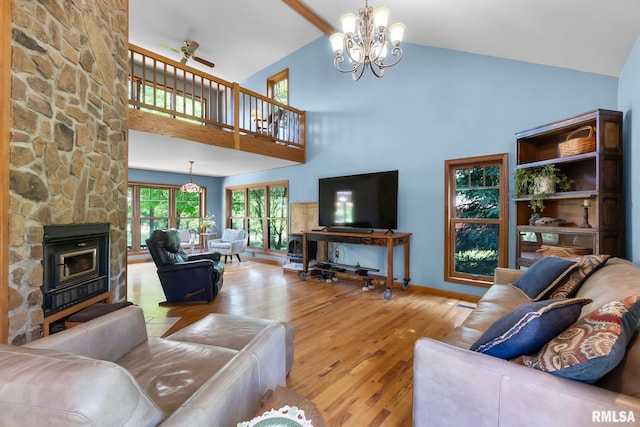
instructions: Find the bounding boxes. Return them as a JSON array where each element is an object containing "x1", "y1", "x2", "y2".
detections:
[{"x1": 145, "y1": 317, "x2": 181, "y2": 337}]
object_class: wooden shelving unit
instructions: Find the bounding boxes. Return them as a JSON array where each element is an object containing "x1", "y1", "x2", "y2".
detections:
[{"x1": 515, "y1": 109, "x2": 624, "y2": 268}]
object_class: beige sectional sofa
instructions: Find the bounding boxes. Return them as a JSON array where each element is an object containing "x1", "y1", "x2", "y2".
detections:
[
  {"x1": 414, "y1": 257, "x2": 640, "y2": 426},
  {"x1": 0, "y1": 305, "x2": 294, "y2": 427}
]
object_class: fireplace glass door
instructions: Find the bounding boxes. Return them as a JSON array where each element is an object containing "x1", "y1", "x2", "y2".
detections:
[{"x1": 58, "y1": 247, "x2": 97, "y2": 284}]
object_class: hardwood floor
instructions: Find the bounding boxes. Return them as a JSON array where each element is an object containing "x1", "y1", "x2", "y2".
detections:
[{"x1": 127, "y1": 260, "x2": 474, "y2": 426}]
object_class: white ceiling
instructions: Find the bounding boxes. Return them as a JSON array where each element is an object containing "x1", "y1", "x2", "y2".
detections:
[{"x1": 128, "y1": 0, "x2": 640, "y2": 177}]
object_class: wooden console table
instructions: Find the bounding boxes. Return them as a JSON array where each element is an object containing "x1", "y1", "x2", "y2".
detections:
[{"x1": 302, "y1": 230, "x2": 411, "y2": 296}]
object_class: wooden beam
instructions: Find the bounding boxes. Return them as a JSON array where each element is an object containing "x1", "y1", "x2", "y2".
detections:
[{"x1": 282, "y1": 0, "x2": 335, "y2": 36}]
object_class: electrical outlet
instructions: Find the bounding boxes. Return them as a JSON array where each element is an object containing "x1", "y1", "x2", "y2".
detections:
[{"x1": 335, "y1": 249, "x2": 339, "y2": 259}]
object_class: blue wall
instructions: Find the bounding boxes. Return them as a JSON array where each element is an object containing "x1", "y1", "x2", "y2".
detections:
[
  {"x1": 222, "y1": 38, "x2": 619, "y2": 296},
  {"x1": 124, "y1": 37, "x2": 619, "y2": 295},
  {"x1": 128, "y1": 168, "x2": 224, "y2": 230},
  {"x1": 618, "y1": 34, "x2": 640, "y2": 262}
]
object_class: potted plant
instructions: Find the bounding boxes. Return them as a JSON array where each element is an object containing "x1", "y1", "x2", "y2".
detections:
[{"x1": 515, "y1": 164, "x2": 573, "y2": 212}]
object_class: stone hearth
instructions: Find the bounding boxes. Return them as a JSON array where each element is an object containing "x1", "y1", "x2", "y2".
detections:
[{"x1": 8, "y1": 0, "x2": 128, "y2": 344}]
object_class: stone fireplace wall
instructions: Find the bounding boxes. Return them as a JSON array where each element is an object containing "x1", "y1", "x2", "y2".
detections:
[{"x1": 8, "y1": 0, "x2": 128, "y2": 344}]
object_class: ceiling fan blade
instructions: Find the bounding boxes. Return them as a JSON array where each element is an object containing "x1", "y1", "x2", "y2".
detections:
[
  {"x1": 157, "y1": 43, "x2": 182, "y2": 54},
  {"x1": 193, "y1": 56, "x2": 215, "y2": 68},
  {"x1": 180, "y1": 57, "x2": 188, "y2": 64}
]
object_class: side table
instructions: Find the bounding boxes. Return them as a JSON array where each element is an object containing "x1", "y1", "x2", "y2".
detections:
[
  {"x1": 251, "y1": 386, "x2": 325, "y2": 427},
  {"x1": 199, "y1": 232, "x2": 217, "y2": 252}
]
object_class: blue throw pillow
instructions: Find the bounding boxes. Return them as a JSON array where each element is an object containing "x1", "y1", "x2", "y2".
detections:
[
  {"x1": 470, "y1": 298, "x2": 592, "y2": 360},
  {"x1": 515, "y1": 296, "x2": 640, "y2": 383},
  {"x1": 512, "y1": 256, "x2": 578, "y2": 300}
]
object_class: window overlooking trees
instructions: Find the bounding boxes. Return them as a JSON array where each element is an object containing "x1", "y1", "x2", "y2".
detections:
[
  {"x1": 267, "y1": 69, "x2": 288, "y2": 105},
  {"x1": 226, "y1": 181, "x2": 288, "y2": 253},
  {"x1": 175, "y1": 191, "x2": 203, "y2": 230},
  {"x1": 265, "y1": 69, "x2": 289, "y2": 140},
  {"x1": 249, "y1": 188, "x2": 266, "y2": 249},
  {"x1": 127, "y1": 183, "x2": 205, "y2": 252},
  {"x1": 269, "y1": 186, "x2": 288, "y2": 251},
  {"x1": 444, "y1": 154, "x2": 508, "y2": 287},
  {"x1": 230, "y1": 190, "x2": 246, "y2": 230},
  {"x1": 138, "y1": 187, "x2": 169, "y2": 249}
]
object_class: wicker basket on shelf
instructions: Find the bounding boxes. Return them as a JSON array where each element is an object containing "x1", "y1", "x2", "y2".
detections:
[
  {"x1": 537, "y1": 244, "x2": 592, "y2": 258},
  {"x1": 558, "y1": 125, "x2": 596, "y2": 157}
]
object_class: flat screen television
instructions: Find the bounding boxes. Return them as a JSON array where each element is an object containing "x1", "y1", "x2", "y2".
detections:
[{"x1": 318, "y1": 170, "x2": 398, "y2": 231}]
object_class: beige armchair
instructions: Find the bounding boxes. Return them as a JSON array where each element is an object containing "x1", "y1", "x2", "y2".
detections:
[
  {"x1": 176, "y1": 228, "x2": 195, "y2": 254},
  {"x1": 208, "y1": 228, "x2": 248, "y2": 263}
]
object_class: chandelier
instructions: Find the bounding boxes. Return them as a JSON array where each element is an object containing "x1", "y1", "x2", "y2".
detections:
[
  {"x1": 179, "y1": 161, "x2": 202, "y2": 193},
  {"x1": 330, "y1": 1, "x2": 405, "y2": 80}
]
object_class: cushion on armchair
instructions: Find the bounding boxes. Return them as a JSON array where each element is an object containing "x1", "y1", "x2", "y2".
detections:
[
  {"x1": 0, "y1": 345, "x2": 165, "y2": 426},
  {"x1": 221, "y1": 228, "x2": 246, "y2": 242},
  {"x1": 210, "y1": 241, "x2": 232, "y2": 250}
]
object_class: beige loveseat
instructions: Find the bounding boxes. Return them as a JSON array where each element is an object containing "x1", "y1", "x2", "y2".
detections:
[
  {"x1": 414, "y1": 257, "x2": 640, "y2": 426},
  {"x1": 0, "y1": 306, "x2": 294, "y2": 427}
]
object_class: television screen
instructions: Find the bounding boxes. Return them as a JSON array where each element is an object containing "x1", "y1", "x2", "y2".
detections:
[{"x1": 318, "y1": 170, "x2": 398, "y2": 231}]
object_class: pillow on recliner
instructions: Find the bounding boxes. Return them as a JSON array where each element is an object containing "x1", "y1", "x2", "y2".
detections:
[
  {"x1": 511, "y1": 256, "x2": 577, "y2": 300},
  {"x1": 470, "y1": 298, "x2": 591, "y2": 359}
]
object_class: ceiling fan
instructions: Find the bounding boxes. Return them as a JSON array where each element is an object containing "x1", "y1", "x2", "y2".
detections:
[{"x1": 159, "y1": 40, "x2": 215, "y2": 68}]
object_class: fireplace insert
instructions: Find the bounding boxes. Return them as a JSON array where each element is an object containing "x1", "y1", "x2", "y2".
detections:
[{"x1": 42, "y1": 223, "x2": 110, "y2": 316}]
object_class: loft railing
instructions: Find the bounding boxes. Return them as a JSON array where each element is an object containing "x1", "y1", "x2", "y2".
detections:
[{"x1": 127, "y1": 44, "x2": 305, "y2": 156}]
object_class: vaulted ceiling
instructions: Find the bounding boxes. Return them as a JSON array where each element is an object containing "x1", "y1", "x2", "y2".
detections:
[{"x1": 128, "y1": 0, "x2": 640, "y2": 177}]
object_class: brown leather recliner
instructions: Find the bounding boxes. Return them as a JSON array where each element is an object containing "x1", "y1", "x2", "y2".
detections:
[{"x1": 146, "y1": 229, "x2": 224, "y2": 303}]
